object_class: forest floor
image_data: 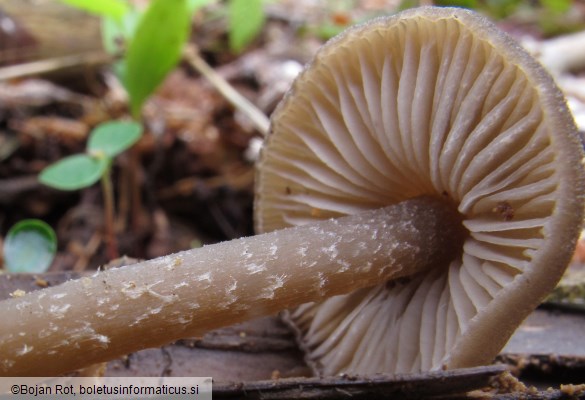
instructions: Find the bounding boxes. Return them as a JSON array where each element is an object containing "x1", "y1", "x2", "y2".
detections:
[
  {"x1": 1, "y1": 0, "x2": 585, "y2": 395},
  {"x1": 1, "y1": 0, "x2": 585, "y2": 272}
]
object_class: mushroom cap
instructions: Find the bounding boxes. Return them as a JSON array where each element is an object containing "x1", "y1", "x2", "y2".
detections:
[{"x1": 254, "y1": 6, "x2": 585, "y2": 375}]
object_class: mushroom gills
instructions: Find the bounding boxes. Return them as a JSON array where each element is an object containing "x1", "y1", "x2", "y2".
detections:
[{"x1": 256, "y1": 7, "x2": 585, "y2": 375}]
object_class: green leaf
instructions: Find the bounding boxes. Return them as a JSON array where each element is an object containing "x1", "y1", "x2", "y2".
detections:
[
  {"x1": 101, "y1": 9, "x2": 142, "y2": 54},
  {"x1": 87, "y1": 121, "x2": 143, "y2": 158},
  {"x1": 540, "y1": 0, "x2": 571, "y2": 14},
  {"x1": 187, "y1": 0, "x2": 216, "y2": 13},
  {"x1": 59, "y1": 0, "x2": 129, "y2": 21},
  {"x1": 397, "y1": 0, "x2": 418, "y2": 11},
  {"x1": 124, "y1": 0, "x2": 191, "y2": 117},
  {"x1": 228, "y1": 0, "x2": 265, "y2": 53},
  {"x1": 39, "y1": 154, "x2": 109, "y2": 191},
  {"x1": 314, "y1": 23, "x2": 346, "y2": 41},
  {"x1": 482, "y1": 0, "x2": 522, "y2": 18},
  {"x1": 3, "y1": 219, "x2": 57, "y2": 273}
]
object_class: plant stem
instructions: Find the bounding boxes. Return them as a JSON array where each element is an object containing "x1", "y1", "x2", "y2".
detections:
[
  {"x1": 128, "y1": 148, "x2": 144, "y2": 232},
  {"x1": 183, "y1": 45, "x2": 270, "y2": 136},
  {"x1": 101, "y1": 165, "x2": 118, "y2": 260},
  {"x1": 0, "y1": 197, "x2": 463, "y2": 376}
]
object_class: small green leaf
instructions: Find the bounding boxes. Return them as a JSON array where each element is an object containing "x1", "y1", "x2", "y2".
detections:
[
  {"x1": 540, "y1": 0, "x2": 571, "y2": 14},
  {"x1": 228, "y1": 0, "x2": 265, "y2": 53},
  {"x1": 314, "y1": 23, "x2": 346, "y2": 41},
  {"x1": 87, "y1": 121, "x2": 143, "y2": 158},
  {"x1": 124, "y1": 0, "x2": 191, "y2": 117},
  {"x1": 59, "y1": 0, "x2": 129, "y2": 21},
  {"x1": 101, "y1": 9, "x2": 142, "y2": 55},
  {"x1": 4, "y1": 219, "x2": 57, "y2": 273},
  {"x1": 397, "y1": 0, "x2": 418, "y2": 11},
  {"x1": 187, "y1": 0, "x2": 215, "y2": 13},
  {"x1": 482, "y1": 0, "x2": 522, "y2": 18},
  {"x1": 39, "y1": 154, "x2": 109, "y2": 191}
]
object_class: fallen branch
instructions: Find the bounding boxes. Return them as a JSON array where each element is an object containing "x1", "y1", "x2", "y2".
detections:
[
  {"x1": 0, "y1": 51, "x2": 113, "y2": 81},
  {"x1": 213, "y1": 365, "x2": 507, "y2": 400}
]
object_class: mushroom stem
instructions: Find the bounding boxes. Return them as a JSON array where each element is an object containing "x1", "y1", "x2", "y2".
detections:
[{"x1": 0, "y1": 196, "x2": 463, "y2": 377}]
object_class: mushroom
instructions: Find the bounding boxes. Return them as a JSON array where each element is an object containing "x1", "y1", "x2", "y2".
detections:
[
  {"x1": 0, "y1": 197, "x2": 462, "y2": 376},
  {"x1": 0, "y1": 6, "x2": 583, "y2": 378},
  {"x1": 254, "y1": 7, "x2": 585, "y2": 375}
]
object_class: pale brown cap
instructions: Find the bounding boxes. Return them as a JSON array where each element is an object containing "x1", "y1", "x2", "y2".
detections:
[{"x1": 254, "y1": 7, "x2": 585, "y2": 374}]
